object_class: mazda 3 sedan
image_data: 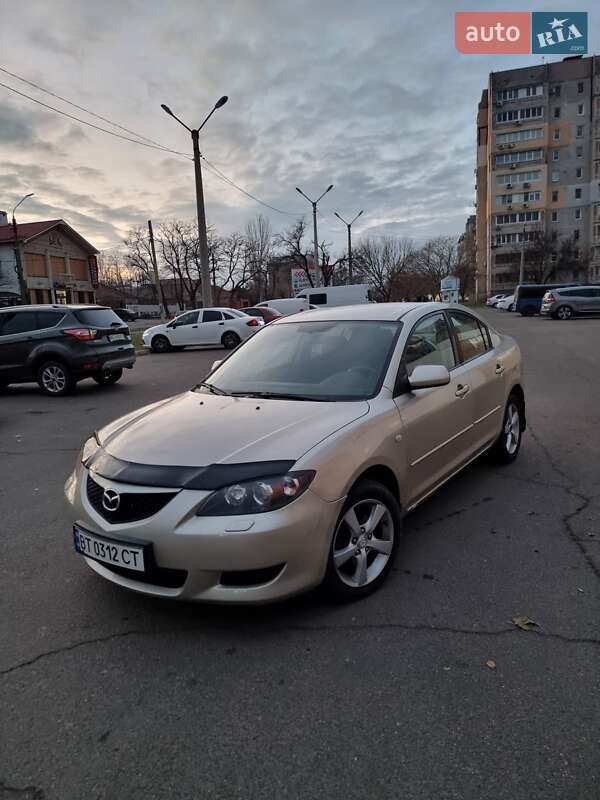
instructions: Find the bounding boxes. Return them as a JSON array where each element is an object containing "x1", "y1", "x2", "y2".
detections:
[{"x1": 65, "y1": 303, "x2": 525, "y2": 603}]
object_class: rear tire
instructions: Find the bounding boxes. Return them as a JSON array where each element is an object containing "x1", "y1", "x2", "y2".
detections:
[
  {"x1": 556, "y1": 305, "x2": 573, "y2": 320},
  {"x1": 490, "y1": 394, "x2": 523, "y2": 464},
  {"x1": 151, "y1": 335, "x2": 171, "y2": 353},
  {"x1": 37, "y1": 360, "x2": 75, "y2": 397},
  {"x1": 222, "y1": 331, "x2": 241, "y2": 350},
  {"x1": 322, "y1": 479, "x2": 401, "y2": 602},
  {"x1": 93, "y1": 368, "x2": 123, "y2": 386}
]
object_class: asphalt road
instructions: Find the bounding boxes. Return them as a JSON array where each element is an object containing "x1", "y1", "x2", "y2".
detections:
[{"x1": 1, "y1": 310, "x2": 599, "y2": 800}]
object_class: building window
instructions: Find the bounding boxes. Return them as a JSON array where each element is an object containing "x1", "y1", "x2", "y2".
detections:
[
  {"x1": 551, "y1": 211, "x2": 558, "y2": 222},
  {"x1": 550, "y1": 252, "x2": 558, "y2": 262},
  {"x1": 552, "y1": 190, "x2": 559, "y2": 201},
  {"x1": 575, "y1": 208, "x2": 582, "y2": 220},
  {"x1": 553, "y1": 107, "x2": 561, "y2": 118},
  {"x1": 552, "y1": 172, "x2": 560, "y2": 183},
  {"x1": 496, "y1": 170, "x2": 541, "y2": 185},
  {"x1": 575, "y1": 187, "x2": 582, "y2": 199},
  {"x1": 576, "y1": 145, "x2": 583, "y2": 158},
  {"x1": 553, "y1": 150, "x2": 560, "y2": 161},
  {"x1": 576, "y1": 167, "x2": 582, "y2": 179},
  {"x1": 576, "y1": 125, "x2": 584, "y2": 137},
  {"x1": 495, "y1": 149, "x2": 543, "y2": 166},
  {"x1": 553, "y1": 85, "x2": 561, "y2": 97},
  {"x1": 496, "y1": 128, "x2": 543, "y2": 145},
  {"x1": 577, "y1": 104, "x2": 585, "y2": 115},
  {"x1": 552, "y1": 231, "x2": 558, "y2": 242},
  {"x1": 496, "y1": 211, "x2": 540, "y2": 225},
  {"x1": 496, "y1": 106, "x2": 543, "y2": 124},
  {"x1": 574, "y1": 230, "x2": 580, "y2": 241},
  {"x1": 577, "y1": 82, "x2": 584, "y2": 94},
  {"x1": 553, "y1": 129, "x2": 561, "y2": 141},
  {"x1": 33, "y1": 288, "x2": 45, "y2": 304}
]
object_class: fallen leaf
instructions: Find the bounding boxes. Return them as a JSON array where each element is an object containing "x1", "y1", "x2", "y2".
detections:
[
  {"x1": 486, "y1": 660, "x2": 497, "y2": 670},
  {"x1": 511, "y1": 615, "x2": 538, "y2": 631}
]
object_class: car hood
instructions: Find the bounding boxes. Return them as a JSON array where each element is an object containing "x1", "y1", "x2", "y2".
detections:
[{"x1": 98, "y1": 391, "x2": 369, "y2": 466}]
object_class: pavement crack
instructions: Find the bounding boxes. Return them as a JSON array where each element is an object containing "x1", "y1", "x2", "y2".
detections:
[
  {"x1": 3, "y1": 621, "x2": 599, "y2": 675},
  {"x1": 0, "y1": 781, "x2": 45, "y2": 799}
]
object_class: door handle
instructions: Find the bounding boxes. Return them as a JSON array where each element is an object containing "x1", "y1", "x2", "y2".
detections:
[
  {"x1": 455, "y1": 383, "x2": 470, "y2": 398},
  {"x1": 192, "y1": 325, "x2": 198, "y2": 328},
  {"x1": 218, "y1": 322, "x2": 224, "y2": 326},
  {"x1": 495, "y1": 363, "x2": 505, "y2": 375}
]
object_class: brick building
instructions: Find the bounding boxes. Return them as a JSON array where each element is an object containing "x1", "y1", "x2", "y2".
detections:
[{"x1": 0, "y1": 213, "x2": 99, "y2": 306}]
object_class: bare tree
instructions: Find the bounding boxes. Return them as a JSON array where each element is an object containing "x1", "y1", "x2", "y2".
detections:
[
  {"x1": 213, "y1": 231, "x2": 258, "y2": 304},
  {"x1": 158, "y1": 221, "x2": 203, "y2": 310},
  {"x1": 274, "y1": 219, "x2": 313, "y2": 286},
  {"x1": 413, "y1": 236, "x2": 463, "y2": 296},
  {"x1": 245, "y1": 214, "x2": 272, "y2": 301},
  {"x1": 354, "y1": 236, "x2": 415, "y2": 301},
  {"x1": 318, "y1": 241, "x2": 346, "y2": 287},
  {"x1": 124, "y1": 227, "x2": 159, "y2": 303}
]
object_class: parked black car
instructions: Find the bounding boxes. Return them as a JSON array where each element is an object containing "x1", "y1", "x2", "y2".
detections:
[
  {"x1": 0, "y1": 304, "x2": 136, "y2": 396},
  {"x1": 112, "y1": 307, "x2": 137, "y2": 322}
]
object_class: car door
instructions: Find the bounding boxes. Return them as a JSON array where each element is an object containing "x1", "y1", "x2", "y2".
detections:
[
  {"x1": 393, "y1": 311, "x2": 476, "y2": 507},
  {"x1": 579, "y1": 287, "x2": 600, "y2": 313},
  {"x1": 170, "y1": 311, "x2": 200, "y2": 346},
  {"x1": 0, "y1": 310, "x2": 39, "y2": 381},
  {"x1": 589, "y1": 287, "x2": 600, "y2": 313},
  {"x1": 447, "y1": 310, "x2": 505, "y2": 453},
  {"x1": 198, "y1": 310, "x2": 225, "y2": 344}
]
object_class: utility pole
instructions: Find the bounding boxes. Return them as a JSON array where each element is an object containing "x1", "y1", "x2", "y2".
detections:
[
  {"x1": 296, "y1": 184, "x2": 334, "y2": 282},
  {"x1": 147, "y1": 219, "x2": 165, "y2": 318},
  {"x1": 519, "y1": 224, "x2": 526, "y2": 285},
  {"x1": 161, "y1": 96, "x2": 228, "y2": 310},
  {"x1": 334, "y1": 210, "x2": 363, "y2": 284},
  {"x1": 12, "y1": 193, "x2": 34, "y2": 304}
]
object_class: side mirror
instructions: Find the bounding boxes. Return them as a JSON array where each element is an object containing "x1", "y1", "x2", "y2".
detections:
[
  {"x1": 408, "y1": 364, "x2": 451, "y2": 390},
  {"x1": 211, "y1": 360, "x2": 222, "y2": 372}
]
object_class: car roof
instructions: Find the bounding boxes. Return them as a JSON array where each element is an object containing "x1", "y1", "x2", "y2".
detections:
[
  {"x1": 272, "y1": 302, "x2": 440, "y2": 323},
  {"x1": 0, "y1": 304, "x2": 107, "y2": 312}
]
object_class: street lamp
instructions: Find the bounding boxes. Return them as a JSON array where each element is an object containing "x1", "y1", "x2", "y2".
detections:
[
  {"x1": 334, "y1": 209, "x2": 363, "y2": 284},
  {"x1": 296, "y1": 184, "x2": 333, "y2": 272},
  {"x1": 161, "y1": 96, "x2": 228, "y2": 308},
  {"x1": 12, "y1": 193, "x2": 35, "y2": 304}
]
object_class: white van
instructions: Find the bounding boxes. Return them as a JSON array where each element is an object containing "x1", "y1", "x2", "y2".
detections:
[
  {"x1": 296, "y1": 284, "x2": 371, "y2": 307},
  {"x1": 256, "y1": 298, "x2": 309, "y2": 316}
]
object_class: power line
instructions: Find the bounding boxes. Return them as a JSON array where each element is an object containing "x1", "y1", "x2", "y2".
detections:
[{"x1": 0, "y1": 70, "x2": 304, "y2": 218}]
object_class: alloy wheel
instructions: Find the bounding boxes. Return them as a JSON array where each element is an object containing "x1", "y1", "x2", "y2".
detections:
[
  {"x1": 42, "y1": 365, "x2": 67, "y2": 394},
  {"x1": 332, "y1": 499, "x2": 394, "y2": 588},
  {"x1": 557, "y1": 306, "x2": 572, "y2": 320},
  {"x1": 504, "y1": 402, "x2": 521, "y2": 455}
]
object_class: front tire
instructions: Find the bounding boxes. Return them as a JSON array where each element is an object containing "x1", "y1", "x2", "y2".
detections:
[
  {"x1": 323, "y1": 480, "x2": 401, "y2": 602},
  {"x1": 490, "y1": 395, "x2": 523, "y2": 464},
  {"x1": 37, "y1": 360, "x2": 75, "y2": 397},
  {"x1": 556, "y1": 305, "x2": 573, "y2": 320},
  {"x1": 222, "y1": 331, "x2": 241, "y2": 350},
  {"x1": 93, "y1": 368, "x2": 123, "y2": 386},
  {"x1": 151, "y1": 334, "x2": 171, "y2": 353}
]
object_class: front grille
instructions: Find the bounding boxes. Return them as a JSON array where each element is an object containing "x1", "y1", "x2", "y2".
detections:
[
  {"x1": 104, "y1": 563, "x2": 187, "y2": 589},
  {"x1": 87, "y1": 474, "x2": 177, "y2": 523}
]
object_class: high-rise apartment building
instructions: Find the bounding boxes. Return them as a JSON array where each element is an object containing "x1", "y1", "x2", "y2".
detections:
[{"x1": 476, "y1": 56, "x2": 600, "y2": 295}]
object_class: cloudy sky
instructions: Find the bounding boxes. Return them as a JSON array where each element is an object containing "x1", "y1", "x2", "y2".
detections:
[{"x1": 0, "y1": 0, "x2": 596, "y2": 255}]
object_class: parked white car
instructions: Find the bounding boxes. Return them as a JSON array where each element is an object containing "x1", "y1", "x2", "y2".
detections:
[
  {"x1": 486, "y1": 294, "x2": 507, "y2": 307},
  {"x1": 142, "y1": 308, "x2": 263, "y2": 353},
  {"x1": 256, "y1": 298, "x2": 310, "y2": 316},
  {"x1": 496, "y1": 295, "x2": 515, "y2": 311}
]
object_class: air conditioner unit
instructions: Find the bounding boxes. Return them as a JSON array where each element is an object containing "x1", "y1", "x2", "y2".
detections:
[
  {"x1": 507, "y1": 205, "x2": 514, "y2": 210},
  {"x1": 510, "y1": 164, "x2": 517, "y2": 169},
  {"x1": 498, "y1": 144, "x2": 505, "y2": 150},
  {"x1": 508, "y1": 143, "x2": 516, "y2": 149},
  {"x1": 523, "y1": 182, "x2": 531, "y2": 188},
  {"x1": 523, "y1": 203, "x2": 529, "y2": 208},
  {"x1": 506, "y1": 183, "x2": 513, "y2": 189},
  {"x1": 516, "y1": 120, "x2": 522, "y2": 126},
  {"x1": 496, "y1": 101, "x2": 504, "y2": 107}
]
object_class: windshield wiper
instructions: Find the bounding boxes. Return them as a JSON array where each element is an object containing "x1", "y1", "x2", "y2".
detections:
[
  {"x1": 195, "y1": 381, "x2": 230, "y2": 396},
  {"x1": 230, "y1": 391, "x2": 329, "y2": 402}
]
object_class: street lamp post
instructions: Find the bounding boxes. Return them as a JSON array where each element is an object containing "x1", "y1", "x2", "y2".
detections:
[
  {"x1": 296, "y1": 184, "x2": 333, "y2": 274},
  {"x1": 12, "y1": 193, "x2": 34, "y2": 304},
  {"x1": 161, "y1": 96, "x2": 228, "y2": 308},
  {"x1": 334, "y1": 210, "x2": 363, "y2": 284}
]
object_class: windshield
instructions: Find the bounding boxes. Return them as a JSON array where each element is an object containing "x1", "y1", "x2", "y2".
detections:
[{"x1": 203, "y1": 319, "x2": 401, "y2": 400}]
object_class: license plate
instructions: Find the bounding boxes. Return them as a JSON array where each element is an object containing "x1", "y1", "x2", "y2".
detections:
[
  {"x1": 73, "y1": 526, "x2": 145, "y2": 572},
  {"x1": 108, "y1": 333, "x2": 127, "y2": 342}
]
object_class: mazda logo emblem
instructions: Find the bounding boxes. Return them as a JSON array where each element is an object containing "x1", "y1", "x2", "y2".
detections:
[{"x1": 102, "y1": 488, "x2": 121, "y2": 512}]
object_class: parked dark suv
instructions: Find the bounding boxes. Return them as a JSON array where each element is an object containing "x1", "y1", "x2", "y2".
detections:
[{"x1": 0, "y1": 305, "x2": 136, "y2": 396}]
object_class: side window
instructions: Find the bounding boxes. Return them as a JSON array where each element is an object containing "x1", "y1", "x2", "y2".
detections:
[
  {"x1": 222, "y1": 312, "x2": 235, "y2": 319},
  {"x1": 0, "y1": 311, "x2": 38, "y2": 336},
  {"x1": 175, "y1": 311, "x2": 199, "y2": 326},
  {"x1": 202, "y1": 310, "x2": 222, "y2": 322},
  {"x1": 401, "y1": 313, "x2": 456, "y2": 375},
  {"x1": 309, "y1": 293, "x2": 327, "y2": 305},
  {"x1": 36, "y1": 311, "x2": 64, "y2": 329},
  {"x1": 449, "y1": 312, "x2": 489, "y2": 362}
]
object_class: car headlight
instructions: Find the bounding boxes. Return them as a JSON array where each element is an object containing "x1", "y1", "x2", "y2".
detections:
[
  {"x1": 81, "y1": 433, "x2": 101, "y2": 466},
  {"x1": 197, "y1": 471, "x2": 315, "y2": 516}
]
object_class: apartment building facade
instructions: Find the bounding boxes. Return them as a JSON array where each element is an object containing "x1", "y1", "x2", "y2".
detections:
[{"x1": 476, "y1": 56, "x2": 600, "y2": 294}]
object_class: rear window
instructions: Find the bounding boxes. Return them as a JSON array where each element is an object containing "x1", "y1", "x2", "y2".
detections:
[
  {"x1": 74, "y1": 308, "x2": 125, "y2": 327},
  {"x1": 308, "y1": 293, "x2": 327, "y2": 305}
]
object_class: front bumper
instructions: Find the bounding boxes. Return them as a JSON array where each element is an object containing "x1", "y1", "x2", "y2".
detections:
[{"x1": 65, "y1": 464, "x2": 343, "y2": 603}]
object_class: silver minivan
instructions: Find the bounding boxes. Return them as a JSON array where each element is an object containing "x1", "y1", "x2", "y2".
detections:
[{"x1": 541, "y1": 286, "x2": 600, "y2": 319}]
